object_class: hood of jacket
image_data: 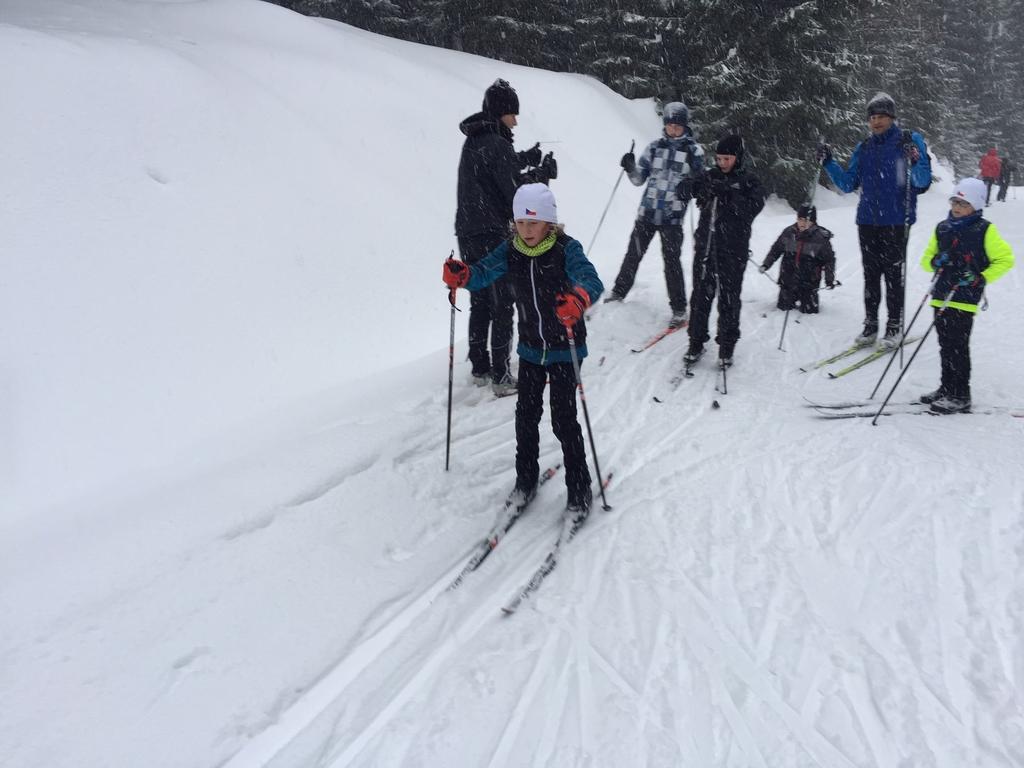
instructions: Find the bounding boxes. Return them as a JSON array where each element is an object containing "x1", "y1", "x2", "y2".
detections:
[{"x1": 459, "y1": 111, "x2": 513, "y2": 142}]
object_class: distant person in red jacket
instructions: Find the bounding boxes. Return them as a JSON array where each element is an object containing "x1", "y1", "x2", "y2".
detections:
[{"x1": 979, "y1": 148, "x2": 1002, "y2": 206}]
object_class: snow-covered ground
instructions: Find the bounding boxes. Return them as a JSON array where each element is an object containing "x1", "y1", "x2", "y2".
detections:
[{"x1": 2, "y1": 2, "x2": 1023, "y2": 767}]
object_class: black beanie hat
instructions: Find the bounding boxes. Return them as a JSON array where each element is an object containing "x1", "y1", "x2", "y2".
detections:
[
  {"x1": 866, "y1": 91, "x2": 896, "y2": 118},
  {"x1": 482, "y1": 79, "x2": 519, "y2": 118},
  {"x1": 797, "y1": 203, "x2": 817, "y2": 221},
  {"x1": 715, "y1": 134, "x2": 744, "y2": 157}
]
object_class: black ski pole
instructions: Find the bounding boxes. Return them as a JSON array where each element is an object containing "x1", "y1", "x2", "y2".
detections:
[
  {"x1": 868, "y1": 268, "x2": 943, "y2": 400},
  {"x1": 871, "y1": 287, "x2": 956, "y2": 426},
  {"x1": 747, "y1": 255, "x2": 777, "y2": 284},
  {"x1": 565, "y1": 325, "x2": 611, "y2": 511},
  {"x1": 444, "y1": 250, "x2": 461, "y2": 471},
  {"x1": 704, "y1": 198, "x2": 729, "y2": 395},
  {"x1": 587, "y1": 140, "x2": 634, "y2": 255},
  {"x1": 900, "y1": 152, "x2": 914, "y2": 369},
  {"x1": 778, "y1": 309, "x2": 791, "y2": 351}
]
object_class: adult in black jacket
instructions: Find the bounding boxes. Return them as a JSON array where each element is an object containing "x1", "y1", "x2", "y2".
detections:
[
  {"x1": 677, "y1": 134, "x2": 765, "y2": 366},
  {"x1": 455, "y1": 79, "x2": 542, "y2": 396}
]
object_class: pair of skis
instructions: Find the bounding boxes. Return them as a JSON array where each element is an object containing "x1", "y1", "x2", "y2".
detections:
[
  {"x1": 804, "y1": 398, "x2": 1024, "y2": 419},
  {"x1": 799, "y1": 336, "x2": 921, "y2": 378},
  {"x1": 446, "y1": 463, "x2": 561, "y2": 591},
  {"x1": 448, "y1": 469, "x2": 613, "y2": 614}
]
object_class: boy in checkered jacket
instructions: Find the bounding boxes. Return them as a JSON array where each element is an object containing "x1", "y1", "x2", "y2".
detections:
[{"x1": 605, "y1": 102, "x2": 705, "y2": 329}]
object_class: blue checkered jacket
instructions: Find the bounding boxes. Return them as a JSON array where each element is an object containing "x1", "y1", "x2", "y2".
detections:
[{"x1": 628, "y1": 131, "x2": 705, "y2": 226}]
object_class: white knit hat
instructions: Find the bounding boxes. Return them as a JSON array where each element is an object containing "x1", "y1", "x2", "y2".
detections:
[
  {"x1": 513, "y1": 183, "x2": 558, "y2": 223},
  {"x1": 949, "y1": 178, "x2": 986, "y2": 212}
]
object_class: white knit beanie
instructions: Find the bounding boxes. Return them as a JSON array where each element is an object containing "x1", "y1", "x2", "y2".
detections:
[
  {"x1": 513, "y1": 183, "x2": 558, "y2": 223},
  {"x1": 949, "y1": 178, "x2": 986, "y2": 212}
]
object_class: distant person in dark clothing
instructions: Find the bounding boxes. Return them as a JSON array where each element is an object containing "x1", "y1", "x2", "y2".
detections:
[
  {"x1": 997, "y1": 156, "x2": 1015, "y2": 202},
  {"x1": 455, "y1": 79, "x2": 552, "y2": 397}
]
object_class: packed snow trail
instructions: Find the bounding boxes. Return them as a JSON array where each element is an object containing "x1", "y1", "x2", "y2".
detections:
[{"x1": 220, "y1": 193, "x2": 1024, "y2": 768}]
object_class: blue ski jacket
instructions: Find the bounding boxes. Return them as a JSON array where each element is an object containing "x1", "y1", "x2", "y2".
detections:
[
  {"x1": 466, "y1": 231, "x2": 604, "y2": 365},
  {"x1": 823, "y1": 123, "x2": 931, "y2": 226}
]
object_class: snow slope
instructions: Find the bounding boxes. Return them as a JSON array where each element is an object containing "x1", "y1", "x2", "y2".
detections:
[{"x1": 2, "y1": 2, "x2": 1023, "y2": 768}]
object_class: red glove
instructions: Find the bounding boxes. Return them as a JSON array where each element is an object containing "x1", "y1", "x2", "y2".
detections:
[
  {"x1": 443, "y1": 258, "x2": 470, "y2": 289},
  {"x1": 554, "y1": 287, "x2": 591, "y2": 327}
]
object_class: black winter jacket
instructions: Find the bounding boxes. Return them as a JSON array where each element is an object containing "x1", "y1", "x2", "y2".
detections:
[
  {"x1": 693, "y1": 163, "x2": 765, "y2": 269},
  {"x1": 763, "y1": 224, "x2": 836, "y2": 289},
  {"x1": 455, "y1": 113, "x2": 524, "y2": 237}
]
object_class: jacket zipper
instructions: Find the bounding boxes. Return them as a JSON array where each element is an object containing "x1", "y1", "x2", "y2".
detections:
[{"x1": 529, "y1": 260, "x2": 548, "y2": 362}]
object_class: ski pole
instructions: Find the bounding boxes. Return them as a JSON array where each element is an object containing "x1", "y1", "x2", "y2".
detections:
[
  {"x1": 778, "y1": 309, "x2": 790, "y2": 351},
  {"x1": 704, "y1": 198, "x2": 729, "y2": 395},
  {"x1": 868, "y1": 267, "x2": 943, "y2": 399},
  {"x1": 565, "y1": 325, "x2": 611, "y2": 511},
  {"x1": 871, "y1": 286, "x2": 957, "y2": 426},
  {"x1": 747, "y1": 255, "x2": 777, "y2": 284},
  {"x1": 587, "y1": 140, "x2": 635, "y2": 255},
  {"x1": 900, "y1": 153, "x2": 914, "y2": 369},
  {"x1": 444, "y1": 250, "x2": 461, "y2": 471}
]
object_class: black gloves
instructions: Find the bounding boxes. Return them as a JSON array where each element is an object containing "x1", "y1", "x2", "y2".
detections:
[
  {"x1": 816, "y1": 144, "x2": 833, "y2": 165},
  {"x1": 520, "y1": 152, "x2": 558, "y2": 184},
  {"x1": 706, "y1": 176, "x2": 733, "y2": 200},
  {"x1": 676, "y1": 177, "x2": 696, "y2": 201},
  {"x1": 620, "y1": 152, "x2": 636, "y2": 173},
  {"x1": 519, "y1": 142, "x2": 542, "y2": 167}
]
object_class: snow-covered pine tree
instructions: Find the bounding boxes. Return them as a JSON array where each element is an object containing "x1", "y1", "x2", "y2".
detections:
[
  {"x1": 682, "y1": 0, "x2": 869, "y2": 205},
  {"x1": 574, "y1": 1, "x2": 670, "y2": 99}
]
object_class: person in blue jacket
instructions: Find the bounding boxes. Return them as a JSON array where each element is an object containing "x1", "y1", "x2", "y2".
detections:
[
  {"x1": 443, "y1": 183, "x2": 604, "y2": 517},
  {"x1": 818, "y1": 92, "x2": 932, "y2": 350}
]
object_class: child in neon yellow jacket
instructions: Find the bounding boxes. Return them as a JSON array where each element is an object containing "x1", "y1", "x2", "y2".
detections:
[{"x1": 920, "y1": 178, "x2": 1014, "y2": 413}]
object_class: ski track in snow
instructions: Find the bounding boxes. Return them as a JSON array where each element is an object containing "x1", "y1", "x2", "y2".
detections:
[{"x1": 217, "y1": 202, "x2": 1024, "y2": 767}]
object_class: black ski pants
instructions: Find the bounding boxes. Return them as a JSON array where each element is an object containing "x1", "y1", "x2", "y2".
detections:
[
  {"x1": 858, "y1": 225, "x2": 907, "y2": 331},
  {"x1": 778, "y1": 285, "x2": 820, "y2": 314},
  {"x1": 688, "y1": 248, "x2": 746, "y2": 352},
  {"x1": 935, "y1": 307, "x2": 974, "y2": 400},
  {"x1": 612, "y1": 219, "x2": 687, "y2": 313},
  {"x1": 515, "y1": 359, "x2": 590, "y2": 507},
  {"x1": 458, "y1": 232, "x2": 514, "y2": 381},
  {"x1": 997, "y1": 179, "x2": 1009, "y2": 202}
]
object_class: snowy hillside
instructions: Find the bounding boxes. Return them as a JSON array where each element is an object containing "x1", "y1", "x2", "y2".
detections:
[{"x1": 2, "y1": 2, "x2": 1023, "y2": 768}]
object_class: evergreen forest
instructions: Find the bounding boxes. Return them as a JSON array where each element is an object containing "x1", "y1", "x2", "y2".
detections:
[{"x1": 272, "y1": 0, "x2": 1023, "y2": 204}]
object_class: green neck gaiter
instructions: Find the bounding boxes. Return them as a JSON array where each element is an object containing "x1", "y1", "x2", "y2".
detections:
[{"x1": 512, "y1": 229, "x2": 557, "y2": 257}]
